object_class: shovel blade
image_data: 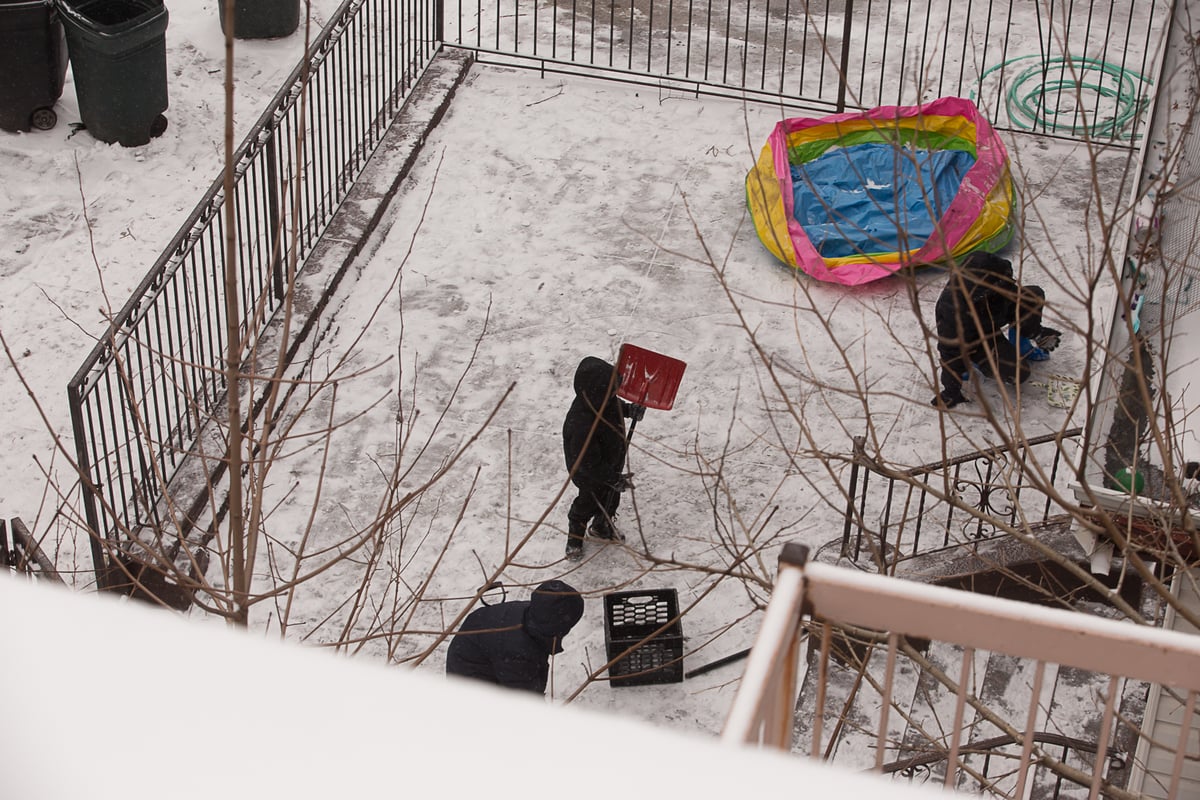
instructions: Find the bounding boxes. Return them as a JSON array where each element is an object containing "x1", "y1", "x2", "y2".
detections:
[{"x1": 616, "y1": 343, "x2": 687, "y2": 410}]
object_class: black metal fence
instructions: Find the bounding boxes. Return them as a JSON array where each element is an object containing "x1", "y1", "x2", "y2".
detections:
[
  {"x1": 66, "y1": 0, "x2": 440, "y2": 587},
  {"x1": 444, "y1": 0, "x2": 1167, "y2": 143},
  {"x1": 841, "y1": 428, "x2": 1082, "y2": 572},
  {"x1": 884, "y1": 731, "x2": 1124, "y2": 797}
]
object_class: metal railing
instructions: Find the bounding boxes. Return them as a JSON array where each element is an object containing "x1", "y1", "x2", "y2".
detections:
[
  {"x1": 882, "y1": 732, "x2": 1131, "y2": 799},
  {"x1": 443, "y1": 0, "x2": 1167, "y2": 143},
  {"x1": 66, "y1": 0, "x2": 440, "y2": 587},
  {"x1": 723, "y1": 543, "x2": 1200, "y2": 799},
  {"x1": 882, "y1": 732, "x2": 1129, "y2": 798},
  {"x1": 840, "y1": 428, "x2": 1081, "y2": 572}
]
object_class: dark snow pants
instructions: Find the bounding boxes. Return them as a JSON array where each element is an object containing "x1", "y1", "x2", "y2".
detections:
[
  {"x1": 567, "y1": 478, "x2": 620, "y2": 539},
  {"x1": 938, "y1": 334, "x2": 1029, "y2": 396}
]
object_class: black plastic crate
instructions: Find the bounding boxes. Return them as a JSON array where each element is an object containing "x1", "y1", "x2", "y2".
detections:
[{"x1": 603, "y1": 588, "x2": 684, "y2": 687}]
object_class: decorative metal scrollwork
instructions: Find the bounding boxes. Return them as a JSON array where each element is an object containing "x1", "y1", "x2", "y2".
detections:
[
  {"x1": 951, "y1": 452, "x2": 1018, "y2": 540},
  {"x1": 897, "y1": 762, "x2": 933, "y2": 783}
]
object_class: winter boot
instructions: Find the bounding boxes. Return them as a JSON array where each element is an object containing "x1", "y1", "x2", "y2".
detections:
[
  {"x1": 566, "y1": 521, "x2": 586, "y2": 561},
  {"x1": 588, "y1": 520, "x2": 624, "y2": 542},
  {"x1": 932, "y1": 388, "x2": 968, "y2": 409}
]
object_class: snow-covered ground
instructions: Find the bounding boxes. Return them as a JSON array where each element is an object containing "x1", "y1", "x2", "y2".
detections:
[
  {"x1": 245, "y1": 63, "x2": 1131, "y2": 734},
  {"x1": 0, "y1": 0, "x2": 1142, "y2": 746}
]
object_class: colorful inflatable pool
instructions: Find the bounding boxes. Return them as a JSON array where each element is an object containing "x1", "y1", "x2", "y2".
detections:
[{"x1": 746, "y1": 97, "x2": 1014, "y2": 286}]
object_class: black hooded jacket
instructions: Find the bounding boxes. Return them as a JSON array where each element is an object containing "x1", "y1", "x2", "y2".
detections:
[
  {"x1": 445, "y1": 580, "x2": 585, "y2": 693},
  {"x1": 562, "y1": 357, "x2": 628, "y2": 489},
  {"x1": 934, "y1": 251, "x2": 1018, "y2": 348}
]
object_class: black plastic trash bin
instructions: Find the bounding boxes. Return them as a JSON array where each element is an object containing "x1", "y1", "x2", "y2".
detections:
[
  {"x1": 57, "y1": 0, "x2": 167, "y2": 146},
  {"x1": 218, "y1": 0, "x2": 299, "y2": 40},
  {"x1": 0, "y1": 0, "x2": 70, "y2": 132}
]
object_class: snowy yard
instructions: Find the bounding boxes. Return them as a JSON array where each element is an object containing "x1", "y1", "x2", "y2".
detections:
[
  {"x1": 0, "y1": 0, "x2": 1145, "y2": 743},
  {"x1": 215, "y1": 64, "x2": 1131, "y2": 734}
]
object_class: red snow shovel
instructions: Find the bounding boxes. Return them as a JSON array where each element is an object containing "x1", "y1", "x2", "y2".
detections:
[{"x1": 616, "y1": 343, "x2": 687, "y2": 444}]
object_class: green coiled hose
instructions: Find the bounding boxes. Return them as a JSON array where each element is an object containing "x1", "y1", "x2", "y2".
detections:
[{"x1": 973, "y1": 55, "x2": 1151, "y2": 140}]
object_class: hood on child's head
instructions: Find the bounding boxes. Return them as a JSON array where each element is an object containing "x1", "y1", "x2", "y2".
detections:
[
  {"x1": 573, "y1": 356, "x2": 620, "y2": 409},
  {"x1": 525, "y1": 580, "x2": 585, "y2": 654},
  {"x1": 960, "y1": 251, "x2": 1013, "y2": 280}
]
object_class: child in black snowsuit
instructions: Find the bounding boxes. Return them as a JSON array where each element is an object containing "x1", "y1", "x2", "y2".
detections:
[
  {"x1": 562, "y1": 356, "x2": 641, "y2": 559},
  {"x1": 932, "y1": 251, "x2": 1061, "y2": 408}
]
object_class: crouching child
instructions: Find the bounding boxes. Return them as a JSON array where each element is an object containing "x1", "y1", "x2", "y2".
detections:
[
  {"x1": 445, "y1": 580, "x2": 585, "y2": 694},
  {"x1": 931, "y1": 252, "x2": 1062, "y2": 409}
]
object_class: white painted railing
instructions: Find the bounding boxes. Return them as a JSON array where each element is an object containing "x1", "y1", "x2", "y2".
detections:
[{"x1": 723, "y1": 543, "x2": 1200, "y2": 799}]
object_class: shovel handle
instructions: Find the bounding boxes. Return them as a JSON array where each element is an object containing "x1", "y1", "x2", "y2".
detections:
[{"x1": 625, "y1": 403, "x2": 645, "y2": 447}]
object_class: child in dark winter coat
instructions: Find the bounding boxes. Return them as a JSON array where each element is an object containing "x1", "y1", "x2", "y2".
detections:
[
  {"x1": 562, "y1": 356, "x2": 642, "y2": 560},
  {"x1": 932, "y1": 251, "x2": 1062, "y2": 409},
  {"x1": 445, "y1": 580, "x2": 585, "y2": 694}
]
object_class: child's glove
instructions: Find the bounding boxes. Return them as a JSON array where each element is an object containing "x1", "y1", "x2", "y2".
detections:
[
  {"x1": 616, "y1": 472, "x2": 636, "y2": 491},
  {"x1": 1035, "y1": 326, "x2": 1062, "y2": 352},
  {"x1": 1007, "y1": 328, "x2": 1050, "y2": 361}
]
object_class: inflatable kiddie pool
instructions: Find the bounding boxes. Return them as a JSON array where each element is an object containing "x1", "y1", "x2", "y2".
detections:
[{"x1": 746, "y1": 97, "x2": 1014, "y2": 286}]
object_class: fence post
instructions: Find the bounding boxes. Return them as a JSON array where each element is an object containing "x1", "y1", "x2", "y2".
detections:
[{"x1": 835, "y1": 0, "x2": 855, "y2": 112}]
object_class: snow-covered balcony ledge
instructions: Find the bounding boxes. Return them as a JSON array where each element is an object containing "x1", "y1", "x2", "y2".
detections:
[
  {"x1": 1, "y1": 576, "x2": 950, "y2": 800},
  {"x1": 723, "y1": 543, "x2": 1200, "y2": 799}
]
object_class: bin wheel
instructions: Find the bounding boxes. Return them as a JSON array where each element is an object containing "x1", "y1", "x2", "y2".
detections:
[
  {"x1": 30, "y1": 107, "x2": 57, "y2": 131},
  {"x1": 150, "y1": 114, "x2": 168, "y2": 139}
]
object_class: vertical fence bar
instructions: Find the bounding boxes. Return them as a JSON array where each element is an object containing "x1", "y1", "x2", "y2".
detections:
[
  {"x1": 894, "y1": 0, "x2": 914, "y2": 105},
  {"x1": 880, "y1": 478, "x2": 896, "y2": 563},
  {"x1": 1087, "y1": 675, "x2": 1121, "y2": 799},
  {"x1": 911, "y1": 477, "x2": 928, "y2": 559},
  {"x1": 855, "y1": 468, "x2": 871, "y2": 562},
  {"x1": 952, "y1": 0, "x2": 971, "y2": 95},
  {"x1": 812, "y1": 621, "x2": 831, "y2": 759},
  {"x1": 775, "y1": 0, "x2": 789, "y2": 94},
  {"x1": 835, "y1": 0, "x2": 853, "y2": 111},
  {"x1": 840, "y1": 437, "x2": 863, "y2": 557},
  {"x1": 875, "y1": 631, "x2": 899, "y2": 770},
  {"x1": 736, "y1": 0, "x2": 747, "y2": 86},
  {"x1": 944, "y1": 646, "x2": 975, "y2": 789},
  {"x1": 1013, "y1": 660, "x2": 1046, "y2": 797}
]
